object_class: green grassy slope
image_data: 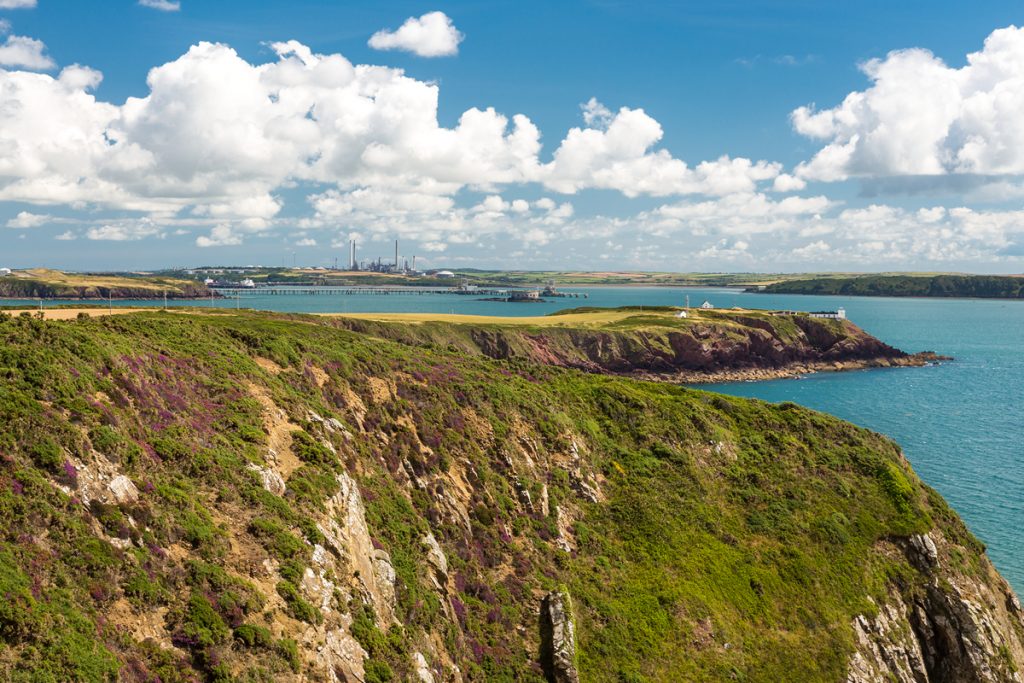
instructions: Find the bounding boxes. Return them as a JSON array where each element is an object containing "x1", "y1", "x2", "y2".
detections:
[
  {"x1": 755, "y1": 274, "x2": 1024, "y2": 298},
  {"x1": 0, "y1": 270, "x2": 211, "y2": 299},
  {"x1": 0, "y1": 310, "x2": 1013, "y2": 681},
  {"x1": 334, "y1": 306, "x2": 909, "y2": 378}
]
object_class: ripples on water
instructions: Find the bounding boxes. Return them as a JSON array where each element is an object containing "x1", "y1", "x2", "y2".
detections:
[{"x1": 13, "y1": 287, "x2": 1024, "y2": 590}]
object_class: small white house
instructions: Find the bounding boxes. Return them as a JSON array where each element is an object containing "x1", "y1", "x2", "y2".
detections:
[
  {"x1": 435, "y1": 270, "x2": 456, "y2": 278},
  {"x1": 700, "y1": 300, "x2": 714, "y2": 310},
  {"x1": 0, "y1": 268, "x2": 11, "y2": 277},
  {"x1": 810, "y1": 308, "x2": 846, "y2": 320},
  {"x1": 675, "y1": 310, "x2": 688, "y2": 318}
]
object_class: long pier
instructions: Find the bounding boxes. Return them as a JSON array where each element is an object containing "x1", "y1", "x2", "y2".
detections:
[{"x1": 210, "y1": 285, "x2": 587, "y2": 299}]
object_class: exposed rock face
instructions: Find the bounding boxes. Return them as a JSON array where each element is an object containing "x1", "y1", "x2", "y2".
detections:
[
  {"x1": 318, "y1": 472, "x2": 397, "y2": 629},
  {"x1": 106, "y1": 474, "x2": 139, "y2": 505},
  {"x1": 247, "y1": 463, "x2": 286, "y2": 496},
  {"x1": 334, "y1": 313, "x2": 939, "y2": 384},
  {"x1": 540, "y1": 591, "x2": 579, "y2": 683},
  {"x1": 848, "y1": 532, "x2": 1024, "y2": 683}
]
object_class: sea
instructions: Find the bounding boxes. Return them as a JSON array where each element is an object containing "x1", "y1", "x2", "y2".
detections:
[{"x1": 10, "y1": 286, "x2": 1024, "y2": 591}]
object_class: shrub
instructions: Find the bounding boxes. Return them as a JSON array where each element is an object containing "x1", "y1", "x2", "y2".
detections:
[
  {"x1": 277, "y1": 581, "x2": 321, "y2": 625},
  {"x1": 30, "y1": 438, "x2": 64, "y2": 473},
  {"x1": 234, "y1": 624, "x2": 274, "y2": 649}
]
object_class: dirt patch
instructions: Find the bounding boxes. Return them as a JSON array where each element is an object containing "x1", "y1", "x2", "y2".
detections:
[
  {"x1": 244, "y1": 381, "x2": 302, "y2": 480},
  {"x1": 365, "y1": 377, "x2": 393, "y2": 405},
  {"x1": 106, "y1": 598, "x2": 172, "y2": 649},
  {"x1": 308, "y1": 365, "x2": 329, "y2": 387},
  {"x1": 255, "y1": 357, "x2": 285, "y2": 374}
]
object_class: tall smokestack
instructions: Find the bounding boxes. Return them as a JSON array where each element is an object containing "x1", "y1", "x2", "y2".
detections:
[{"x1": 395, "y1": 239, "x2": 399, "y2": 270}]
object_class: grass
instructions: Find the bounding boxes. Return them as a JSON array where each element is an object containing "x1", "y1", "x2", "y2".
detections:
[
  {"x1": 0, "y1": 269, "x2": 208, "y2": 299},
  {"x1": 0, "y1": 308, "x2": 994, "y2": 681}
]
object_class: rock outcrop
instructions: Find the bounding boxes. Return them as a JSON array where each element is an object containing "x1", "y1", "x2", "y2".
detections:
[
  {"x1": 540, "y1": 590, "x2": 580, "y2": 683},
  {"x1": 848, "y1": 532, "x2": 1024, "y2": 683}
]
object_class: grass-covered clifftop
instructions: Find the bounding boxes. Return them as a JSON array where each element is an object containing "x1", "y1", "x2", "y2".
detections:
[
  {"x1": 754, "y1": 274, "x2": 1024, "y2": 298},
  {"x1": 333, "y1": 306, "x2": 933, "y2": 382},
  {"x1": 0, "y1": 269, "x2": 211, "y2": 300},
  {"x1": 0, "y1": 309, "x2": 1018, "y2": 682}
]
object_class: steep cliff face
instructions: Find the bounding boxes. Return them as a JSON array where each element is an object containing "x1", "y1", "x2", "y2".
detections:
[
  {"x1": 848, "y1": 530, "x2": 1024, "y2": 682},
  {"x1": 334, "y1": 308, "x2": 937, "y2": 383},
  {"x1": 0, "y1": 310, "x2": 1013, "y2": 682}
]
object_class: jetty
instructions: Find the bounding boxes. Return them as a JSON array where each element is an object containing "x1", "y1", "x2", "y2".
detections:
[{"x1": 210, "y1": 285, "x2": 587, "y2": 299}]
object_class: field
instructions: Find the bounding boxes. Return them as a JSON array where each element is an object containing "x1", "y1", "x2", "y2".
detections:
[{"x1": 0, "y1": 269, "x2": 210, "y2": 299}]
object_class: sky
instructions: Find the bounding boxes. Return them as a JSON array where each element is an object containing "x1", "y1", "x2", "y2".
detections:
[{"x1": 2, "y1": 1, "x2": 1024, "y2": 272}]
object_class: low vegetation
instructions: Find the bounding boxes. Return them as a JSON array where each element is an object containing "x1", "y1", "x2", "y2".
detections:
[
  {"x1": 0, "y1": 269, "x2": 210, "y2": 300},
  {"x1": 0, "y1": 308, "x2": 1007, "y2": 680},
  {"x1": 755, "y1": 274, "x2": 1024, "y2": 298}
]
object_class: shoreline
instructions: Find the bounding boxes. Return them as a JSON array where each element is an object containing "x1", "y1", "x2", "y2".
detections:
[{"x1": 653, "y1": 352, "x2": 950, "y2": 385}]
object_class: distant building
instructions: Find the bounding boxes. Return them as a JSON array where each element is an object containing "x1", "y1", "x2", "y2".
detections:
[
  {"x1": 435, "y1": 270, "x2": 456, "y2": 278},
  {"x1": 810, "y1": 308, "x2": 846, "y2": 319},
  {"x1": 239, "y1": 278, "x2": 256, "y2": 288},
  {"x1": 0, "y1": 268, "x2": 11, "y2": 276},
  {"x1": 676, "y1": 310, "x2": 688, "y2": 318},
  {"x1": 509, "y1": 289, "x2": 540, "y2": 301},
  {"x1": 700, "y1": 300, "x2": 715, "y2": 310}
]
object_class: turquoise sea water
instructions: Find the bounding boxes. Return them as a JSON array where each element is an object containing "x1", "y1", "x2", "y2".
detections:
[{"x1": 11, "y1": 287, "x2": 1024, "y2": 589}]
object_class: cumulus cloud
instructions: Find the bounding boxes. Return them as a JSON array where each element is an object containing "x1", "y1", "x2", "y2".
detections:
[
  {"x1": 0, "y1": 33, "x2": 55, "y2": 69},
  {"x1": 793, "y1": 25, "x2": 1024, "y2": 182},
  {"x1": 0, "y1": 41, "x2": 794, "y2": 248},
  {"x1": 544, "y1": 102, "x2": 781, "y2": 196},
  {"x1": 195, "y1": 224, "x2": 241, "y2": 247},
  {"x1": 86, "y1": 219, "x2": 163, "y2": 241},
  {"x1": 139, "y1": 0, "x2": 181, "y2": 10},
  {"x1": 6, "y1": 210, "x2": 50, "y2": 228},
  {"x1": 368, "y1": 11, "x2": 463, "y2": 57},
  {"x1": 0, "y1": 0, "x2": 36, "y2": 8}
]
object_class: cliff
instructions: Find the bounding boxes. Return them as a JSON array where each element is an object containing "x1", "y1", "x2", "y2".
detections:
[
  {"x1": 333, "y1": 307, "x2": 941, "y2": 382},
  {"x1": 0, "y1": 269, "x2": 211, "y2": 300},
  {"x1": 0, "y1": 309, "x2": 1016, "y2": 682}
]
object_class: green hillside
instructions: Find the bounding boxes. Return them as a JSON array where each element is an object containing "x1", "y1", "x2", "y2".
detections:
[{"x1": 0, "y1": 309, "x2": 1019, "y2": 681}]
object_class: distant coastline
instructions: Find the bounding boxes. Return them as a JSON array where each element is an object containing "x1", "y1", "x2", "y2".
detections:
[{"x1": 753, "y1": 274, "x2": 1024, "y2": 299}]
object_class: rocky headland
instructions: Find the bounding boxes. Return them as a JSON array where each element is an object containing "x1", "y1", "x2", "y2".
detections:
[{"x1": 0, "y1": 308, "x2": 1012, "y2": 683}]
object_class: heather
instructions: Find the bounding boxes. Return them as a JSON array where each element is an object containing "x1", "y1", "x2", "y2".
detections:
[{"x1": 0, "y1": 309, "x2": 998, "y2": 681}]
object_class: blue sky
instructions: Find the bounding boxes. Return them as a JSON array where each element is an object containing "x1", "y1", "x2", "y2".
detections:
[{"x1": 2, "y1": 0, "x2": 1024, "y2": 271}]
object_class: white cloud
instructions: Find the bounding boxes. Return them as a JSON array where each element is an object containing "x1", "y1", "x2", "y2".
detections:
[
  {"x1": 0, "y1": 0, "x2": 36, "y2": 8},
  {"x1": 581, "y1": 97, "x2": 613, "y2": 128},
  {"x1": 0, "y1": 33, "x2": 54, "y2": 69},
  {"x1": 295, "y1": 237, "x2": 316, "y2": 246},
  {"x1": 368, "y1": 11, "x2": 463, "y2": 57},
  {"x1": 86, "y1": 220, "x2": 162, "y2": 241},
  {"x1": 794, "y1": 25, "x2": 1024, "y2": 182},
  {"x1": 544, "y1": 102, "x2": 781, "y2": 197},
  {"x1": 6, "y1": 210, "x2": 50, "y2": 228},
  {"x1": 54, "y1": 230, "x2": 76, "y2": 240},
  {"x1": 0, "y1": 20, "x2": 10, "y2": 34},
  {"x1": 196, "y1": 224, "x2": 241, "y2": 247},
  {"x1": 139, "y1": 0, "x2": 181, "y2": 10}
]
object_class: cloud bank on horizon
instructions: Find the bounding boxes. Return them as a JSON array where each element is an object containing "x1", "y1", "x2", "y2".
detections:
[{"x1": 0, "y1": 6, "x2": 1023, "y2": 271}]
